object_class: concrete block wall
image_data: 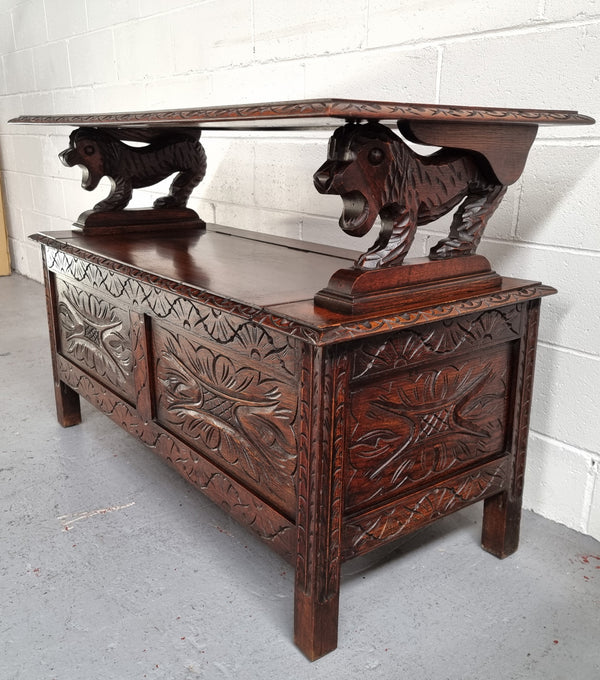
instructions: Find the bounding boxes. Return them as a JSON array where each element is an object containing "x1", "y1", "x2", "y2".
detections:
[{"x1": 1, "y1": 0, "x2": 598, "y2": 539}]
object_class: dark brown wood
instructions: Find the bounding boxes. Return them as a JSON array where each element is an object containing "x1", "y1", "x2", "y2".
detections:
[
  {"x1": 10, "y1": 98, "x2": 595, "y2": 129},
  {"x1": 294, "y1": 345, "x2": 348, "y2": 660},
  {"x1": 314, "y1": 121, "x2": 507, "y2": 269},
  {"x1": 314, "y1": 254, "x2": 501, "y2": 314},
  {"x1": 343, "y1": 459, "x2": 510, "y2": 559},
  {"x1": 152, "y1": 319, "x2": 299, "y2": 517},
  {"x1": 59, "y1": 126, "x2": 207, "y2": 217},
  {"x1": 130, "y1": 310, "x2": 154, "y2": 423},
  {"x1": 481, "y1": 298, "x2": 541, "y2": 558},
  {"x1": 42, "y1": 252, "x2": 81, "y2": 427},
  {"x1": 30, "y1": 227, "x2": 554, "y2": 659},
  {"x1": 399, "y1": 120, "x2": 538, "y2": 185},
  {"x1": 345, "y1": 339, "x2": 514, "y2": 513},
  {"x1": 74, "y1": 207, "x2": 205, "y2": 233},
  {"x1": 19, "y1": 97, "x2": 578, "y2": 661}
]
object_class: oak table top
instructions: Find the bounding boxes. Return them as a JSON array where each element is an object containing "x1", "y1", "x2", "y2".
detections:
[{"x1": 10, "y1": 97, "x2": 594, "y2": 130}]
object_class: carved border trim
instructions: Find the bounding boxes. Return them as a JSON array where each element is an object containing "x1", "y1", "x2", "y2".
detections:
[
  {"x1": 351, "y1": 305, "x2": 523, "y2": 380},
  {"x1": 34, "y1": 234, "x2": 555, "y2": 347},
  {"x1": 296, "y1": 345, "x2": 349, "y2": 599},
  {"x1": 11, "y1": 99, "x2": 594, "y2": 127},
  {"x1": 511, "y1": 299, "x2": 541, "y2": 499},
  {"x1": 312, "y1": 286, "x2": 555, "y2": 345},
  {"x1": 342, "y1": 457, "x2": 508, "y2": 560},
  {"x1": 39, "y1": 238, "x2": 315, "y2": 349}
]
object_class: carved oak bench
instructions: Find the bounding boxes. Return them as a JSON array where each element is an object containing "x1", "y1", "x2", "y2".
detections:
[{"x1": 12, "y1": 99, "x2": 593, "y2": 659}]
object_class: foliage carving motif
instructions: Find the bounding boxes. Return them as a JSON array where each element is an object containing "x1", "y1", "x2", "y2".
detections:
[
  {"x1": 56, "y1": 279, "x2": 134, "y2": 397},
  {"x1": 153, "y1": 326, "x2": 298, "y2": 515},
  {"x1": 353, "y1": 307, "x2": 521, "y2": 379},
  {"x1": 346, "y1": 346, "x2": 511, "y2": 510},
  {"x1": 343, "y1": 460, "x2": 508, "y2": 558}
]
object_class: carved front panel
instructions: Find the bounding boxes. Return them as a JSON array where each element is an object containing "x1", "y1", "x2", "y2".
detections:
[
  {"x1": 152, "y1": 322, "x2": 299, "y2": 517},
  {"x1": 346, "y1": 342, "x2": 514, "y2": 512},
  {"x1": 55, "y1": 277, "x2": 135, "y2": 401},
  {"x1": 55, "y1": 354, "x2": 296, "y2": 561}
]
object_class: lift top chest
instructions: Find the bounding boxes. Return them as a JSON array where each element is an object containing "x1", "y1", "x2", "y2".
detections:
[{"x1": 17, "y1": 98, "x2": 593, "y2": 659}]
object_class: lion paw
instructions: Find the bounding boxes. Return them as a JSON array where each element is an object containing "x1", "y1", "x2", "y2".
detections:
[
  {"x1": 93, "y1": 198, "x2": 128, "y2": 212},
  {"x1": 154, "y1": 195, "x2": 184, "y2": 209},
  {"x1": 429, "y1": 239, "x2": 474, "y2": 260}
]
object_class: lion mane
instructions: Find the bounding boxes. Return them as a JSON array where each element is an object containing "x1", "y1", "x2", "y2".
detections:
[{"x1": 314, "y1": 122, "x2": 505, "y2": 268}]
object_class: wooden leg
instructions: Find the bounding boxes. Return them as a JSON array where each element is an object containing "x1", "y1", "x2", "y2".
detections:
[
  {"x1": 481, "y1": 492, "x2": 521, "y2": 559},
  {"x1": 41, "y1": 254, "x2": 82, "y2": 428},
  {"x1": 482, "y1": 299, "x2": 541, "y2": 560},
  {"x1": 294, "y1": 582, "x2": 340, "y2": 661},
  {"x1": 294, "y1": 345, "x2": 347, "y2": 660},
  {"x1": 54, "y1": 378, "x2": 81, "y2": 428}
]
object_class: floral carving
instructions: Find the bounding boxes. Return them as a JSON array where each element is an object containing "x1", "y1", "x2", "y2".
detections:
[
  {"x1": 343, "y1": 459, "x2": 508, "y2": 558},
  {"x1": 346, "y1": 345, "x2": 511, "y2": 511},
  {"x1": 353, "y1": 307, "x2": 521, "y2": 379},
  {"x1": 56, "y1": 279, "x2": 134, "y2": 397},
  {"x1": 153, "y1": 326, "x2": 298, "y2": 515}
]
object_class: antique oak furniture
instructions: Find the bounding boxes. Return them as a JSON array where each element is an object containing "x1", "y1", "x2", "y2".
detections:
[{"x1": 12, "y1": 99, "x2": 594, "y2": 660}]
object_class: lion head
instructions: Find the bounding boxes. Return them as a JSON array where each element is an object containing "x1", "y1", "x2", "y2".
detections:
[
  {"x1": 59, "y1": 128, "x2": 119, "y2": 192},
  {"x1": 313, "y1": 122, "x2": 405, "y2": 237}
]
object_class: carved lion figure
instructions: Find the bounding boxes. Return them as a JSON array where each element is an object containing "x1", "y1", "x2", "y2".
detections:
[
  {"x1": 59, "y1": 127, "x2": 207, "y2": 211},
  {"x1": 313, "y1": 122, "x2": 506, "y2": 269}
]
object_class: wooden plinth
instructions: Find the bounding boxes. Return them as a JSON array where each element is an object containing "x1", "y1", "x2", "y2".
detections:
[
  {"x1": 74, "y1": 207, "x2": 205, "y2": 234},
  {"x1": 314, "y1": 255, "x2": 501, "y2": 314}
]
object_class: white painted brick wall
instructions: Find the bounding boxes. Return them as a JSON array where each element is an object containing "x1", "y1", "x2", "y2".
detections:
[
  {"x1": 588, "y1": 469, "x2": 600, "y2": 537},
  {"x1": 69, "y1": 30, "x2": 118, "y2": 87},
  {"x1": 253, "y1": 0, "x2": 366, "y2": 60},
  {"x1": 0, "y1": 0, "x2": 598, "y2": 539},
  {"x1": 303, "y1": 46, "x2": 440, "y2": 100},
  {"x1": 366, "y1": 0, "x2": 543, "y2": 47},
  {"x1": 524, "y1": 434, "x2": 595, "y2": 532}
]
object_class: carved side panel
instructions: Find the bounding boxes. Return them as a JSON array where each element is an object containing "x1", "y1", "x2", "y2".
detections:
[
  {"x1": 352, "y1": 306, "x2": 522, "y2": 380},
  {"x1": 55, "y1": 277, "x2": 135, "y2": 401},
  {"x1": 346, "y1": 342, "x2": 514, "y2": 512},
  {"x1": 152, "y1": 322, "x2": 299, "y2": 517},
  {"x1": 343, "y1": 458, "x2": 508, "y2": 559}
]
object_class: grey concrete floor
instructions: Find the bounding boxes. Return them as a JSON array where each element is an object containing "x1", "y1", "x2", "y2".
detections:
[{"x1": 1, "y1": 272, "x2": 599, "y2": 680}]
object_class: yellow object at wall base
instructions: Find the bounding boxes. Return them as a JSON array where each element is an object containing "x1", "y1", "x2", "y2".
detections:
[{"x1": 0, "y1": 178, "x2": 10, "y2": 276}]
